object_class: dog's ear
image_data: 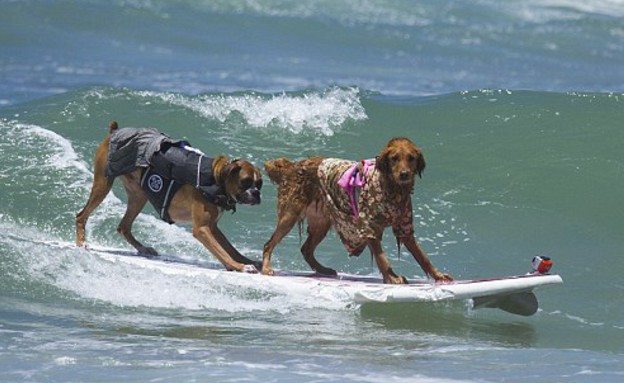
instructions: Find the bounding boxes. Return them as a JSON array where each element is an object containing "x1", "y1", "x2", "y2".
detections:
[
  {"x1": 376, "y1": 147, "x2": 391, "y2": 175},
  {"x1": 224, "y1": 161, "x2": 242, "y2": 180},
  {"x1": 417, "y1": 154, "x2": 426, "y2": 178}
]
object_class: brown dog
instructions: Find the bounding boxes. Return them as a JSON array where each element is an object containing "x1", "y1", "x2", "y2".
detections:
[
  {"x1": 262, "y1": 137, "x2": 452, "y2": 284},
  {"x1": 76, "y1": 121, "x2": 263, "y2": 272}
]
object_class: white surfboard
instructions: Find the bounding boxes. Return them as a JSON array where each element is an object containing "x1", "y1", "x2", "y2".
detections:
[{"x1": 86, "y1": 245, "x2": 562, "y2": 316}]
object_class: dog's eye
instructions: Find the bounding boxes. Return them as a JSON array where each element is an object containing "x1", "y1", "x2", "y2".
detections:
[
  {"x1": 240, "y1": 178, "x2": 262, "y2": 190},
  {"x1": 391, "y1": 155, "x2": 400, "y2": 162},
  {"x1": 240, "y1": 178, "x2": 254, "y2": 189},
  {"x1": 407, "y1": 155, "x2": 416, "y2": 162}
]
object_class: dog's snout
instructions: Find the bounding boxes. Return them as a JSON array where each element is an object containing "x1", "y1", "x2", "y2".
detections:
[
  {"x1": 399, "y1": 170, "x2": 410, "y2": 180},
  {"x1": 251, "y1": 188, "x2": 261, "y2": 201},
  {"x1": 238, "y1": 188, "x2": 261, "y2": 205}
]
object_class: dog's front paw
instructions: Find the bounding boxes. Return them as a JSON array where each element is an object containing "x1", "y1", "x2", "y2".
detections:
[
  {"x1": 433, "y1": 272, "x2": 453, "y2": 282},
  {"x1": 384, "y1": 274, "x2": 408, "y2": 284},
  {"x1": 316, "y1": 266, "x2": 337, "y2": 276},
  {"x1": 138, "y1": 246, "x2": 158, "y2": 257},
  {"x1": 241, "y1": 264, "x2": 259, "y2": 273},
  {"x1": 383, "y1": 267, "x2": 408, "y2": 284}
]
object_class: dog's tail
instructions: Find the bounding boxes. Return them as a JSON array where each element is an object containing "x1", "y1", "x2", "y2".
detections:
[
  {"x1": 264, "y1": 157, "x2": 295, "y2": 184},
  {"x1": 109, "y1": 121, "x2": 119, "y2": 134}
]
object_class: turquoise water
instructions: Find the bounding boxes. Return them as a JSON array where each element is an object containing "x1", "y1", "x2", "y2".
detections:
[{"x1": 1, "y1": 1, "x2": 623, "y2": 382}]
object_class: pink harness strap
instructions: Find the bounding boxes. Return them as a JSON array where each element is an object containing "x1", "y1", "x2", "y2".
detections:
[{"x1": 337, "y1": 159, "x2": 375, "y2": 221}]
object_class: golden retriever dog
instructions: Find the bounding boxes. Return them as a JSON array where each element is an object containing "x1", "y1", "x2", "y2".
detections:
[
  {"x1": 76, "y1": 121, "x2": 263, "y2": 272},
  {"x1": 262, "y1": 137, "x2": 452, "y2": 284}
]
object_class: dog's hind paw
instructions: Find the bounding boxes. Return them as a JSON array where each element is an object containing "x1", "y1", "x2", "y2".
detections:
[{"x1": 383, "y1": 274, "x2": 408, "y2": 284}]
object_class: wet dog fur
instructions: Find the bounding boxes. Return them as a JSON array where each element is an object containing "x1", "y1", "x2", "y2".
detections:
[{"x1": 262, "y1": 137, "x2": 452, "y2": 284}]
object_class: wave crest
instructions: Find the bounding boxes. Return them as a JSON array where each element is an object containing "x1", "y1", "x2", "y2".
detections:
[{"x1": 134, "y1": 87, "x2": 367, "y2": 136}]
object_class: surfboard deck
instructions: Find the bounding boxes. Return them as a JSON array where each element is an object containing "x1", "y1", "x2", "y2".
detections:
[
  {"x1": 86, "y1": 245, "x2": 562, "y2": 316},
  {"x1": 276, "y1": 269, "x2": 561, "y2": 316}
]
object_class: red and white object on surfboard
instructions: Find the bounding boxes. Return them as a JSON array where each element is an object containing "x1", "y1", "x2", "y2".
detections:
[{"x1": 531, "y1": 255, "x2": 553, "y2": 274}]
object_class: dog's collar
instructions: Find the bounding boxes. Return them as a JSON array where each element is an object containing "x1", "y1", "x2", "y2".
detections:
[{"x1": 223, "y1": 195, "x2": 237, "y2": 213}]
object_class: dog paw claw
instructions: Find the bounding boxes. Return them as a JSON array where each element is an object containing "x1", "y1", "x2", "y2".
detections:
[
  {"x1": 242, "y1": 264, "x2": 259, "y2": 273},
  {"x1": 435, "y1": 273, "x2": 453, "y2": 282},
  {"x1": 384, "y1": 275, "x2": 408, "y2": 284},
  {"x1": 262, "y1": 268, "x2": 274, "y2": 276}
]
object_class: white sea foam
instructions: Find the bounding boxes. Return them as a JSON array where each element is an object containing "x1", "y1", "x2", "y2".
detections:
[
  {"x1": 18, "y1": 238, "x2": 356, "y2": 313},
  {"x1": 193, "y1": 0, "x2": 432, "y2": 28},
  {"x1": 53, "y1": 357, "x2": 77, "y2": 366},
  {"x1": 0, "y1": 121, "x2": 91, "y2": 187},
  {"x1": 18, "y1": 124, "x2": 91, "y2": 174},
  {"x1": 548, "y1": 310, "x2": 606, "y2": 327},
  {"x1": 283, "y1": 370, "x2": 480, "y2": 383},
  {"x1": 1, "y1": 217, "x2": 351, "y2": 314},
  {"x1": 134, "y1": 87, "x2": 367, "y2": 136},
  {"x1": 506, "y1": 0, "x2": 624, "y2": 22},
  {"x1": 186, "y1": 0, "x2": 624, "y2": 29}
]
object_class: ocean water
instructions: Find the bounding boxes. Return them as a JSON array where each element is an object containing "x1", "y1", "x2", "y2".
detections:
[{"x1": 1, "y1": 1, "x2": 623, "y2": 382}]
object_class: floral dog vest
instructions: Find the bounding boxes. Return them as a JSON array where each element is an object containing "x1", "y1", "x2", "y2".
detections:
[{"x1": 318, "y1": 158, "x2": 414, "y2": 256}]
